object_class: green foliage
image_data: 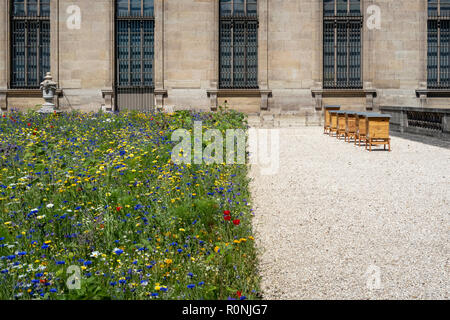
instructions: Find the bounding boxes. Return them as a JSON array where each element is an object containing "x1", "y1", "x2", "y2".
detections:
[{"x1": 0, "y1": 109, "x2": 260, "y2": 301}]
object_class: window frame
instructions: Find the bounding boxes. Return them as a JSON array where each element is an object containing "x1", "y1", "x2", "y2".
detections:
[
  {"x1": 9, "y1": 0, "x2": 50, "y2": 89},
  {"x1": 323, "y1": 0, "x2": 363, "y2": 90},
  {"x1": 219, "y1": 0, "x2": 259, "y2": 89},
  {"x1": 114, "y1": 0, "x2": 155, "y2": 89},
  {"x1": 427, "y1": 0, "x2": 450, "y2": 89}
]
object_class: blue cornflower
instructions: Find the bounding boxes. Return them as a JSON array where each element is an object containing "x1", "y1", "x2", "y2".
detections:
[
  {"x1": 198, "y1": 281, "x2": 205, "y2": 286},
  {"x1": 113, "y1": 249, "x2": 124, "y2": 255},
  {"x1": 50, "y1": 288, "x2": 57, "y2": 293},
  {"x1": 187, "y1": 284, "x2": 196, "y2": 289},
  {"x1": 56, "y1": 261, "x2": 65, "y2": 265}
]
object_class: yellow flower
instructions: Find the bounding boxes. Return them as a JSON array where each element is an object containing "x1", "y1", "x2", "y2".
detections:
[
  {"x1": 164, "y1": 259, "x2": 173, "y2": 265},
  {"x1": 214, "y1": 246, "x2": 220, "y2": 253}
]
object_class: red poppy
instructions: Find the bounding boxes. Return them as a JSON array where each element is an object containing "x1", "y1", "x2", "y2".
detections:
[
  {"x1": 224, "y1": 215, "x2": 231, "y2": 221},
  {"x1": 116, "y1": 206, "x2": 122, "y2": 212},
  {"x1": 236, "y1": 291, "x2": 242, "y2": 298},
  {"x1": 40, "y1": 279, "x2": 47, "y2": 284},
  {"x1": 27, "y1": 123, "x2": 31, "y2": 127},
  {"x1": 232, "y1": 219, "x2": 240, "y2": 226},
  {"x1": 223, "y1": 210, "x2": 231, "y2": 216}
]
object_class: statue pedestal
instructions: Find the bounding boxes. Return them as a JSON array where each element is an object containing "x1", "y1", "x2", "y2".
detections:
[{"x1": 37, "y1": 103, "x2": 62, "y2": 114}]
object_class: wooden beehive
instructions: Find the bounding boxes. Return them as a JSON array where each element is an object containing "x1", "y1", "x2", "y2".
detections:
[
  {"x1": 329, "y1": 111, "x2": 339, "y2": 136},
  {"x1": 324, "y1": 105, "x2": 341, "y2": 134},
  {"x1": 336, "y1": 111, "x2": 347, "y2": 140},
  {"x1": 365, "y1": 113, "x2": 392, "y2": 152},
  {"x1": 355, "y1": 112, "x2": 367, "y2": 146},
  {"x1": 345, "y1": 112, "x2": 357, "y2": 143}
]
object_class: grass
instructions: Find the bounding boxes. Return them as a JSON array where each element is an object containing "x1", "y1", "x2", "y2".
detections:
[{"x1": 0, "y1": 109, "x2": 260, "y2": 300}]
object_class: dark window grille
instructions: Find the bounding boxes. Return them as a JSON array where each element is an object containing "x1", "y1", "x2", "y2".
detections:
[
  {"x1": 219, "y1": 0, "x2": 258, "y2": 89},
  {"x1": 323, "y1": 0, "x2": 362, "y2": 89},
  {"x1": 10, "y1": 0, "x2": 50, "y2": 88},
  {"x1": 115, "y1": 0, "x2": 154, "y2": 111},
  {"x1": 428, "y1": 0, "x2": 450, "y2": 89},
  {"x1": 116, "y1": 0, "x2": 154, "y2": 89}
]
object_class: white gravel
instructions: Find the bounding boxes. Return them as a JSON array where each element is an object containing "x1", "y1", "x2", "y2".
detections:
[{"x1": 250, "y1": 127, "x2": 450, "y2": 300}]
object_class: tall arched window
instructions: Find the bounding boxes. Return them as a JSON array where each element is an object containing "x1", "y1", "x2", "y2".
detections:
[
  {"x1": 323, "y1": 0, "x2": 362, "y2": 89},
  {"x1": 10, "y1": 0, "x2": 50, "y2": 88},
  {"x1": 428, "y1": 0, "x2": 450, "y2": 89},
  {"x1": 115, "y1": 0, "x2": 154, "y2": 111},
  {"x1": 219, "y1": 0, "x2": 258, "y2": 89}
]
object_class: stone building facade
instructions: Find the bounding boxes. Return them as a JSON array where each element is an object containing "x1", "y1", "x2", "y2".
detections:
[{"x1": 0, "y1": 0, "x2": 449, "y2": 121}]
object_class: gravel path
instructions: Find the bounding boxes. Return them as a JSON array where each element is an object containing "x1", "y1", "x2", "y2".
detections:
[{"x1": 250, "y1": 127, "x2": 450, "y2": 300}]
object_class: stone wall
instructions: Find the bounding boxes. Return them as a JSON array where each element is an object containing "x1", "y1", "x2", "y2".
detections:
[
  {"x1": 0, "y1": 0, "x2": 7, "y2": 110},
  {"x1": 1, "y1": 0, "x2": 450, "y2": 114}
]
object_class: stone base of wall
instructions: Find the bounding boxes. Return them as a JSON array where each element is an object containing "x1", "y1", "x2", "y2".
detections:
[
  {"x1": 6, "y1": 97, "x2": 43, "y2": 112},
  {"x1": 58, "y1": 89, "x2": 104, "y2": 112}
]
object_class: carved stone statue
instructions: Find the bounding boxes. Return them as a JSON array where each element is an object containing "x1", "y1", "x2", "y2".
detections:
[{"x1": 38, "y1": 72, "x2": 61, "y2": 114}]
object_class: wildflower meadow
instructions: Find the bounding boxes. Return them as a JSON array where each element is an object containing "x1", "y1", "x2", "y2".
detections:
[{"x1": 0, "y1": 109, "x2": 260, "y2": 300}]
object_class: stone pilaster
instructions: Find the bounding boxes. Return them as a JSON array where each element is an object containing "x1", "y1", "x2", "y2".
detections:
[
  {"x1": 154, "y1": 0, "x2": 165, "y2": 110},
  {"x1": 101, "y1": 89, "x2": 114, "y2": 112},
  {"x1": 258, "y1": 0, "x2": 268, "y2": 90},
  {"x1": 207, "y1": 90, "x2": 218, "y2": 111},
  {"x1": 0, "y1": 91, "x2": 6, "y2": 111},
  {"x1": 260, "y1": 90, "x2": 270, "y2": 111}
]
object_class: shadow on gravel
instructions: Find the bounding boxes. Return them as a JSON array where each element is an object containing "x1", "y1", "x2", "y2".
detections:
[{"x1": 390, "y1": 131, "x2": 450, "y2": 150}]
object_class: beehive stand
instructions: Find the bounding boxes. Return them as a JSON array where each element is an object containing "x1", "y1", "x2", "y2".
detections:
[
  {"x1": 345, "y1": 112, "x2": 357, "y2": 143},
  {"x1": 329, "y1": 111, "x2": 339, "y2": 137},
  {"x1": 364, "y1": 113, "x2": 392, "y2": 152},
  {"x1": 355, "y1": 113, "x2": 368, "y2": 146},
  {"x1": 336, "y1": 111, "x2": 347, "y2": 140},
  {"x1": 324, "y1": 105, "x2": 341, "y2": 134}
]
